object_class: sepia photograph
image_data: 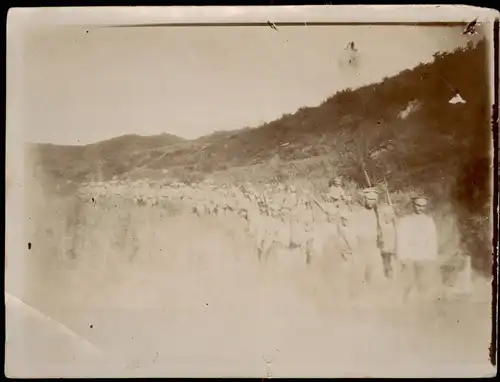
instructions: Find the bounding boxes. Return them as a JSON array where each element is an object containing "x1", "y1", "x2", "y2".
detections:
[{"x1": 5, "y1": 5, "x2": 499, "y2": 378}]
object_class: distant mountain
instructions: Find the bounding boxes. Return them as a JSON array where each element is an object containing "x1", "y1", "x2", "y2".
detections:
[
  {"x1": 87, "y1": 133, "x2": 186, "y2": 152},
  {"x1": 29, "y1": 133, "x2": 187, "y2": 183}
]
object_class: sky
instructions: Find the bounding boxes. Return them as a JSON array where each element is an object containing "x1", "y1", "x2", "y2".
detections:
[{"x1": 20, "y1": 24, "x2": 475, "y2": 145}]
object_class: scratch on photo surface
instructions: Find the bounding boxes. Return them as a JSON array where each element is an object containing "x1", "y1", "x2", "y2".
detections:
[
  {"x1": 463, "y1": 18, "x2": 478, "y2": 36},
  {"x1": 267, "y1": 20, "x2": 279, "y2": 31},
  {"x1": 5, "y1": 292, "x2": 104, "y2": 356}
]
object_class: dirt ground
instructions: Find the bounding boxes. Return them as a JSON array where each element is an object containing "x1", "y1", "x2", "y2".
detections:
[{"x1": 5, "y1": 197, "x2": 496, "y2": 378}]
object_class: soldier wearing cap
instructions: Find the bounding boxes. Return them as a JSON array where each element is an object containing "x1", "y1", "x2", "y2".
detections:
[
  {"x1": 338, "y1": 187, "x2": 387, "y2": 299},
  {"x1": 282, "y1": 184, "x2": 300, "y2": 249},
  {"x1": 378, "y1": 202, "x2": 397, "y2": 278},
  {"x1": 244, "y1": 196, "x2": 261, "y2": 239},
  {"x1": 255, "y1": 201, "x2": 277, "y2": 262},
  {"x1": 327, "y1": 176, "x2": 348, "y2": 208},
  {"x1": 299, "y1": 197, "x2": 318, "y2": 265},
  {"x1": 395, "y1": 194, "x2": 440, "y2": 302}
]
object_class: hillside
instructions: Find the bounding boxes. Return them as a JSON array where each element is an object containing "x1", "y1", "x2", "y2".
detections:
[
  {"x1": 30, "y1": 40, "x2": 491, "y2": 187},
  {"x1": 29, "y1": 133, "x2": 186, "y2": 183},
  {"x1": 158, "y1": 40, "x2": 490, "y2": 189},
  {"x1": 28, "y1": 39, "x2": 493, "y2": 274}
]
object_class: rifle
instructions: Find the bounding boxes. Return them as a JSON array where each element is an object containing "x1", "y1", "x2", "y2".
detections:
[
  {"x1": 361, "y1": 161, "x2": 384, "y2": 250},
  {"x1": 261, "y1": 188, "x2": 272, "y2": 217},
  {"x1": 383, "y1": 176, "x2": 392, "y2": 206},
  {"x1": 291, "y1": 163, "x2": 330, "y2": 201},
  {"x1": 383, "y1": 175, "x2": 395, "y2": 224},
  {"x1": 310, "y1": 194, "x2": 334, "y2": 222},
  {"x1": 381, "y1": 175, "x2": 396, "y2": 278},
  {"x1": 290, "y1": 163, "x2": 337, "y2": 223}
]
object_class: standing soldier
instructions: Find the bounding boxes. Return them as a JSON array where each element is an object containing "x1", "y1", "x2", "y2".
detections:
[
  {"x1": 327, "y1": 176, "x2": 349, "y2": 208},
  {"x1": 254, "y1": 200, "x2": 276, "y2": 262},
  {"x1": 283, "y1": 185, "x2": 300, "y2": 249},
  {"x1": 395, "y1": 195, "x2": 440, "y2": 302},
  {"x1": 298, "y1": 197, "x2": 317, "y2": 265},
  {"x1": 339, "y1": 187, "x2": 387, "y2": 301},
  {"x1": 379, "y1": 202, "x2": 397, "y2": 279}
]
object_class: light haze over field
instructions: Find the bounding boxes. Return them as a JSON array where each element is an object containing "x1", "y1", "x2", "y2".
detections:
[
  {"x1": 23, "y1": 25, "x2": 474, "y2": 145},
  {"x1": 7, "y1": 6, "x2": 497, "y2": 377}
]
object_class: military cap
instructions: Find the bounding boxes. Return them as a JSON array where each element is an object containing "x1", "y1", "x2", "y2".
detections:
[
  {"x1": 412, "y1": 195, "x2": 428, "y2": 205},
  {"x1": 328, "y1": 177, "x2": 342, "y2": 187},
  {"x1": 361, "y1": 187, "x2": 380, "y2": 200}
]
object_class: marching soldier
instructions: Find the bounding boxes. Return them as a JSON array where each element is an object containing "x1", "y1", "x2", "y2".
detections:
[
  {"x1": 338, "y1": 187, "x2": 387, "y2": 301},
  {"x1": 379, "y1": 203, "x2": 397, "y2": 278},
  {"x1": 327, "y1": 176, "x2": 349, "y2": 208},
  {"x1": 192, "y1": 198, "x2": 204, "y2": 217},
  {"x1": 283, "y1": 185, "x2": 301, "y2": 249},
  {"x1": 299, "y1": 198, "x2": 317, "y2": 265},
  {"x1": 254, "y1": 201, "x2": 276, "y2": 262},
  {"x1": 395, "y1": 195, "x2": 441, "y2": 302}
]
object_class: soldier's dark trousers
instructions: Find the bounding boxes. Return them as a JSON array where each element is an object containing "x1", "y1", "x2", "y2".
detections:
[
  {"x1": 381, "y1": 251, "x2": 395, "y2": 278},
  {"x1": 398, "y1": 259, "x2": 441, "y2": 301},
  {"x1": 347, "y1": 247, "x2": 386, "y2": 302}
]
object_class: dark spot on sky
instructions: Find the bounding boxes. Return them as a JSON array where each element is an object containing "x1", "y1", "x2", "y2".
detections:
[
  {"x1": 28, "y1": 242, "x2": 32, "y2": 250},
  {"x1": 90, "y1": 324, "x2": 93, "y2": 328}
]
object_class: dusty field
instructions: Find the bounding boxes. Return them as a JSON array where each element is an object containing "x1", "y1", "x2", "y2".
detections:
[{"x1": 5, "y1": 192, "x2": 496, "y2": 378}]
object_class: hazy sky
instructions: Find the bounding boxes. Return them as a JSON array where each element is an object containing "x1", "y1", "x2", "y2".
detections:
[{"x1": 21, "y1": 24, "x2": 473, "y2": 145}]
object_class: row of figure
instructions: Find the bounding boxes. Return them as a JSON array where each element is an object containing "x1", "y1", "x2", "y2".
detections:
[
  {"x1": 334, "y1": 181, "x2": 440, "y2": 303},
  {"x1": 75, "y1": 176, "x2": 444, "y2": 301}
]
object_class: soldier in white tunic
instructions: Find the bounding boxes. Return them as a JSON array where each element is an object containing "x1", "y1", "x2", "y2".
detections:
[
  {"x1": 326, "y1": 176, "x2": 350, "y2": 209},
  {"x1": 283, "y1": 185, "x2": 301, "y2": 249},
  {"x1": 298, "y1": 198, "x2": 317, "y2": 265},
  {"x1": 379, "y1": 203, "x2": 397, "y2": 278},
  {"x1": 395, "y1": 195, "x2": 440, "y2": 302},
  {"x1": 339, "y1": 188, "x2": 387, "y2": 299},
  {"x1": 192, "y1": 198, "x2": 206, "y2": 217},
  {"x1": 251, "y1": 200, "x2": 275, "y2": 262}
]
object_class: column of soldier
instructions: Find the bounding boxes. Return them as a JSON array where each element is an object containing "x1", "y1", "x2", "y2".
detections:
[
  {"x1": 225, "y1": 176, "x2": 441, "y2": 303},
  {"x1": 75, "y1": 177, "x2": 442, "y2": 303}
]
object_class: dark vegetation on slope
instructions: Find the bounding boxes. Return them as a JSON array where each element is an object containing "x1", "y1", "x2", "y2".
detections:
[{"x1": 29, "y1": 39, "x2": 494, "y2": 275}]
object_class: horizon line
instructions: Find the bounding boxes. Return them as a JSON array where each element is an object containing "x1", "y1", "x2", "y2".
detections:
[{"x1": 24, "y1": 38, "x2": 483, "y2": 148}]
